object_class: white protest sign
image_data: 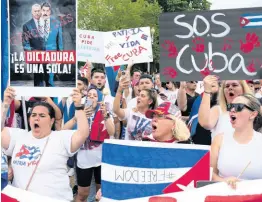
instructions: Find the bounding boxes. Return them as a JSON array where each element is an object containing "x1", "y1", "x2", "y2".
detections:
[
  {"x1": 77, "y1": 29, "x2": 104, "y2": 63},
  {"x1": 104, "y1": 27, "x2": 153, "y2": 66}
]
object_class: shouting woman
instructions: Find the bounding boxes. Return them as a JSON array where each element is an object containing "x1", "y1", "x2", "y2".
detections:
[{"x1": 1, "y1": 87, "x2": 89, "y2": 201}]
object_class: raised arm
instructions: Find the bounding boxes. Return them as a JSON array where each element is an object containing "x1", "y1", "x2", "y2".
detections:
[
  {"x1": 113, "y1": 77, "x2": 130, "y2": 120},
  {"x1": 100, "y1": 103, "x2": 115, "y2": 136},
  {"x1": 44, "y1": 97, "x2": 63, "y2": 130},
  {"x1": 70, "y1": 89, "x2": 89, "y2": 153},
  {"x1": 198, "y1": 76, "x2": 220, "y2": 130},
  {"x1": 177, "y1": 82, "x2": 187, "y2": 111},
  {"x1": 1, "y1": 87, "x2": 16, "y2": 149}
]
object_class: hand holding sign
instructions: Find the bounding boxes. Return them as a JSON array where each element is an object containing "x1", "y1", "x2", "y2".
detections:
[{"x1": 203, "y1": 75, "x2": 218, "y2": 93}]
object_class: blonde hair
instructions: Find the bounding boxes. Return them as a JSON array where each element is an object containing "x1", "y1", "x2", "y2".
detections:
[
  {"x1": 170, "y1": 115, "x2": 190, "y2": 141},
  {"x1": 218, "y1": 80, "x2": 252, "y2": 113}
]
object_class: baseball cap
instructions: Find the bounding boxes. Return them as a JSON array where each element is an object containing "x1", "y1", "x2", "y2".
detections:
[
  {"x1": 253, "y1": 80, "x2": 260, "y2": 84},
  {"x1": 246, "y1": 80, "x2": 254, "y2": 84},
  {"x1": 145, "y1": 102, "x2": 181, "y2": 119}
]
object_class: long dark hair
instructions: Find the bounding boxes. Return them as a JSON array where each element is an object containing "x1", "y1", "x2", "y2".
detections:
[{"x1": 30, "y1": 102, "x2": 56, "y2": 130}]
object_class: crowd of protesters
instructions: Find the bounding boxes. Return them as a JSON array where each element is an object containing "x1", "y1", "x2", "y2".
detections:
[{"x1": 1, "y1": 61, "x2": 262, "y2": 201}]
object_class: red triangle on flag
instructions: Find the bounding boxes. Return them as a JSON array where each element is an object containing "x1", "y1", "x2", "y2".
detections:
[
  {"x1": 113, "y1": 66, "x2": 120, "y2": 72},
  {"x1": 240, "y1": 17, "x2": 250, "y2": 27},
  {"x1": 163, "y1": 151, "x2": 210, "y2": 194},
  {"x1": 1, "y1": 194, "x2": 19, "y2": 202}
]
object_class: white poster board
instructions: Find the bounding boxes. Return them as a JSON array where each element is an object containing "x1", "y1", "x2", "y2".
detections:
[
  {"x1": 104, "y1": 27, "x2": 153, "y2": 66},
  {"x1": 77, "y1": 29, "x2": 104, "y2": 63}
]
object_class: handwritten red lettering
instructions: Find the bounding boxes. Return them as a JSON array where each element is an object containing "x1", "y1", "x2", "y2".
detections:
[
  {"x1": 149, "y1": 196, "x2": 177, "y2": 202},
  {"x1": 106, "y1": 46, "x2": 147, "y2": 64}
]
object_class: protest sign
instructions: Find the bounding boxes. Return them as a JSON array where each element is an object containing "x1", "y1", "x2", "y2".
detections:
[
  {"x1": 101, "y1": 140, "x2": 210, "y2": 201},
  {"x1": 104, "y1": 27, "x2": 153, "y2": 66},
  {"x1": 121, "y1": 180, "x2": 262, "y2": 202},
  {"x1": 159, "y1": 7, "x2": 262, "y2": 82},
  {"x1": 9, "y1": 0, "x2": 76, "y2": 97},
  {"x1": 77, "y1": 29, "x2": 104, "y2": 63}
]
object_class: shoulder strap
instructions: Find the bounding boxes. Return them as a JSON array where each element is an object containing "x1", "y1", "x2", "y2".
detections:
[{"x1": 25, "y1": 136, "x2": 50, "y2": 191}]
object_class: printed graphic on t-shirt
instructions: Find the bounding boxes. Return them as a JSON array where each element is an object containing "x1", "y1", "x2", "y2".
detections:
[
  {"x1": 128, "y1": 115, "x2": 152, "y2": 140},
  {"x1": 13, "y1": 145, "x2": 41, "y2": 167}
]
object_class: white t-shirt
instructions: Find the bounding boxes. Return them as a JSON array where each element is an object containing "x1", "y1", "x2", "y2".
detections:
[
  {"x1": 121, "y1": 108, "x2": 152, "y2": 140},
  {"x1": 211, "y1": 106, "x2": 234, "y2": 140},
  {"x1": 77, "y1": 115, "x2": 114, "y2": 169},
  {"x1": 218, "y1": 130, "x2": 262, "y2": 180},
  {"x1": 127, "y1": 97, "x2": 164, "y2": 110},
  {"x1": 165, "y1": 89, "x2": 178, "y2": 104},
  {"x1": 4, "y1": 128, "x2": 76, "y2": 201}
]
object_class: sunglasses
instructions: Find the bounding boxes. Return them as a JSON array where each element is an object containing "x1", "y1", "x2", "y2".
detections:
[
  {"x1": 187, "y1": 81, "x2": 197, "y2": 84},
  {"x1": 226, "y1": 103, "x2": 255, "y2": 112}
]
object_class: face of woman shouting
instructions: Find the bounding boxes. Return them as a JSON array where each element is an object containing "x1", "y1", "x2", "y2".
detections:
[
  {"x1": 29, "y1": 104, "x2": 55, "y2": 138},
  {"x1": 223, "y1": 81, "x2": 244, "y2": 104}
]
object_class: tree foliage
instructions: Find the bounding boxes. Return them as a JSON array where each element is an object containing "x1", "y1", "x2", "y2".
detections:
[{"x1": 78, "y1": 0, "x2": 211, "y2": 64}]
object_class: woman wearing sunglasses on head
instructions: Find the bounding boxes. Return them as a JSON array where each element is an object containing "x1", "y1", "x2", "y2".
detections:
[
  {"x1": 211, "y1": 94, "x2": 262, "y2": 189},
  {"x1": 143, "y1": 102, "x2": 192, "y2": 144}
]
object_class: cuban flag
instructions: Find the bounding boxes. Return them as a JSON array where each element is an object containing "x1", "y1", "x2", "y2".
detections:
[
  {"x1": 122, "y1": 180, "x2": 262, "y2": 202},
  {"x1": 240, "y1": 14, "x2": 262, "y2": 28},
  {"x1": 101, "y1": 140, "x2": 210, "y2": 201}
]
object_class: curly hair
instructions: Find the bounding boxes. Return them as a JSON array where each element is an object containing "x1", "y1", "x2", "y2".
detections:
[{"x1": 169, "y1": 115, "x2": 190, "y2": 141}]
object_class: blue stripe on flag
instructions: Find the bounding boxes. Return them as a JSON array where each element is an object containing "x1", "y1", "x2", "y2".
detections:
[
  {"x1": 102, "y1": 180, "x2": 170, "y2": 200},
  {"x1": 249, "y1": 18, "x2": 262, "y2": 22},
  {"x1": 242, "y1": 13, "x2": 262, "y2": 17},
  {"x1": 243, "y1": 25, "x2": 262, "y2": 28},
  {"x1": 1, "y1": 0, "x2": 8, "y2": 100},
  {"x1": 102, "y1": 144, "x2": 208, "y2": 168}
]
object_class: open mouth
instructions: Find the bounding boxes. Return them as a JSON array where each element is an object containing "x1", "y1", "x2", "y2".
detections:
[
  {"x1": 230, "y1": 115, "x2": 236, "y2": 122},
  {"x1": 34, "y1": 123, "x2": 40, "y2": 129},
  {"x1": 152, "y1": 124, "x2": 157, "y2": 131},
  {"x1": 229, "y1": 92, "x2": 235, "y2": 97}
]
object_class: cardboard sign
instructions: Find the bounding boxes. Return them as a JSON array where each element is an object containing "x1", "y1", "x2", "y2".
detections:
[
  {"x1": 104, "y1": 27, "x2": 153, "y2": 66},
  {"x1": 77, "y1": 29, "x2": 104, "y2": 63},
  {"x1": 9, "y1": 0, "x2": 76, "y2": 97},
  {"x1": 159, "y1": 7, "x2": 262, "y2": 82},
  {"x1": 101, "y1": 140, "x2": 210, "y2": 201}
]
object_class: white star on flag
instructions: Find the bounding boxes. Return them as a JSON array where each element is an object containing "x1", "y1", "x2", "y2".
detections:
[{"x1": 176, "y1": 180, "x2": 196, "y2": 191}]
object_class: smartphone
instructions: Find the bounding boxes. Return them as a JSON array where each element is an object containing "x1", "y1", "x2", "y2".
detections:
[
  {"x1": 105, "y1": 102, "x2": 110, "y2": 111},
  {"x1": 85, "y1": 100, "x2": 93, "y2": 108}
]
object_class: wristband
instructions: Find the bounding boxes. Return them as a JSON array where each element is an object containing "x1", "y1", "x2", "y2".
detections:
[{"x1": 75, "y1": 105, "x2": 84, "y2": 110}]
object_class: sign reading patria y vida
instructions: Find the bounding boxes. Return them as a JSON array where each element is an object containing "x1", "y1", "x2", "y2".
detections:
[
  {"x1": 104, "y1": 27, "x2": 153, "y2": 66},
  {"x1": 159, "y1": 7, "x2": 262, "y2": 82}
]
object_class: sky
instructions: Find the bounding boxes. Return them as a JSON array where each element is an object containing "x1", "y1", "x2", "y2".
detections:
[{"x1": 209, "y1": 0, "x2": 262, "y2": 9}]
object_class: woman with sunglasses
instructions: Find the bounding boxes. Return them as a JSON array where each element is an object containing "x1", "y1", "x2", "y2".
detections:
[
  {"x1": 143, "y1": 102, "x2": 192, "y2": 143},
  {"x1": 198, "y1": 76, "x2": 252, "y2": 140},
  {"x1": 211, "y1": 94, "x2": 262, "y2": 189},
  {"x1": 63, "y1": 86, "x2": 115, "y2": 202},
  {"x1": 113, "y1": 76, "x2": 158, "y2": 140}
]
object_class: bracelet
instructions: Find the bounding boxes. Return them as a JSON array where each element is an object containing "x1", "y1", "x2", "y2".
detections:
[
  {"x1": 204, "y1": 91, "x2": 211, "y2": 94},
  {"x1": 75, "y1": 105, "x2": 84, "y2": 110}
]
